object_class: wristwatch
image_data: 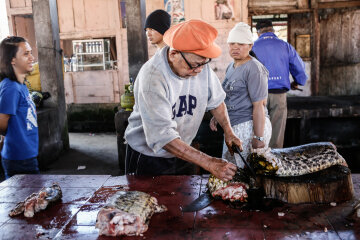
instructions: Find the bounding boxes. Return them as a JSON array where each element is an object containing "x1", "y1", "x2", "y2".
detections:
[{"x1": 253, "y1": 135, "x2": 264, "y2": 142}]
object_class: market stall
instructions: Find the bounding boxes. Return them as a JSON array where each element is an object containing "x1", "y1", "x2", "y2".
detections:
[{"x1": 0, "y1": 174, "x2": 359, "y2": 239}]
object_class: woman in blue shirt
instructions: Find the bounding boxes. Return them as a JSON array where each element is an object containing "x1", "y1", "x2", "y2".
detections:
[{"x1": 0, "y1": 36, "x2": 39, "y2": 179}]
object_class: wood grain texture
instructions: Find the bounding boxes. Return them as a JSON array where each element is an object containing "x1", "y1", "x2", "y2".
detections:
[
  {"x1": 57, "y1": 0, "x2": 75, "y2": 33},
  {"x1": 63, "y1": 70, "x2": 120, "y2": 104},
  {"x1": 262, "y1": 166, "x2": 354, "y2": 204},
  {"x1": 9, "y1": 0, "x2": 26, "y2": 8},
  {"x1": 319, "y1": 8, "x2": 360, "y2": 95}
]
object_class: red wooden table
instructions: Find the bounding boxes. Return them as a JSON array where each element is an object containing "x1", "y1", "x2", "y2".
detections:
[{"x1": 0, "y1": 174, "x2": 359, "y2": 240}]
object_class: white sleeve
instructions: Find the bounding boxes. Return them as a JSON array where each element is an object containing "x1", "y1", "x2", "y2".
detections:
[{"x1": 137, "y1": 73, "x2": 180, "y2": 153}]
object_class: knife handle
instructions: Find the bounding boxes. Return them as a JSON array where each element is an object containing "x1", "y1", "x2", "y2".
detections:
[
  {"x1": 231, "y1": 145, "x2": 242, "y2": 155},
  {"x1": 231, "y1": 145, "x2": 257, "y2": 178}
]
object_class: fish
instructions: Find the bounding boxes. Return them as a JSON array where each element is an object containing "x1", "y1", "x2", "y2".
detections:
[
  {"x1": 207, "y1": 168, "x2": 250, "y2": 202},
  {"x1": 95, "y1": 191, "x2": 167, "y2": 236},
  {"x1": 204, "y1": 142, "x2": 348, "y2": 209},
  {"x1": 9, "y1": 183, "x2": 62, "y2": 217},
  {"x1": 249, "y1": 142, "x2": 348, "y2": 176}
]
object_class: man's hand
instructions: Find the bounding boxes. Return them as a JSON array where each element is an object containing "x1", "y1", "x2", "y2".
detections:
[
  {"x1": 164, "y1": 139, "x2": 237, "y2": 182},
  {"x1": 290, "y1": 81, "x2": 298, "y2": 90},
  {"x1": 251, "y1": 138, "x2": 265, "y2": 149},
  {"x1": 291, "y1": 81, "x2": 303, "y2": 91},
  {"x1": 207, "y1": 157, "x2": 237, "y2": 182},
  {"x1": 209, "y1": 117, "x2": 218, "y2": 131},
  {"x1": 224, "y1": 133, "x2": 243, "y2": 156}
]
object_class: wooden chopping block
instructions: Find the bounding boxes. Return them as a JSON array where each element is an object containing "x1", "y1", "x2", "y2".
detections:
[{"x1": 260, "y1": 165, "x2": 354, "y2": 204}]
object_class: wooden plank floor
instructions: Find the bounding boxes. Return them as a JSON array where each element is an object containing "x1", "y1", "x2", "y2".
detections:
[{"x1": 0, "y1": 174, "x2": 359, "y2": 240}]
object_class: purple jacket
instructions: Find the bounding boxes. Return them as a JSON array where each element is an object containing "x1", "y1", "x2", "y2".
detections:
[{"x1": 252, "y1": 32, "x2": 308, "y2": 91}]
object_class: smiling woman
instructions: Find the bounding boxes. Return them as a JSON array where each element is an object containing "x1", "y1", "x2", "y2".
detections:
[{"x1": 0, "y1": 36, "x2": 39, "y2": 179}]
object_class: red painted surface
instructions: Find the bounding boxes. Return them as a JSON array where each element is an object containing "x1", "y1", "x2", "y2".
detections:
[{"x1": 0, "y1": 174, "x2": 359, "y2": 239}]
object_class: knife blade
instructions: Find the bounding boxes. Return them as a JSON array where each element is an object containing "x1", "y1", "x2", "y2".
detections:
[
  {"x1": 232, "y1": 145, "x2": 257, "y2": 178},
  {"x1": 181, "y1": 191, "x2": 213, "y2": 212}
]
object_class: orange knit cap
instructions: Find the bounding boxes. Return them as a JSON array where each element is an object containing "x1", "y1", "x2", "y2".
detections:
[{"x1": 163, "y1": 19, "x2": 222, "y2": 58}]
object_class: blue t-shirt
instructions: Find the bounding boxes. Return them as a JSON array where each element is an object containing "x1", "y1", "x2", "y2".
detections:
[
  {"x1": 252, "y1": 32, "x2": 308, "y2": 90},
  {"x1": 0, "y1": 78, "x2": 39, "y2": 160}
]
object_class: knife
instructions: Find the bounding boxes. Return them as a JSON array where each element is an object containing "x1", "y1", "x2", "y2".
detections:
[
  {"x1": 181, "y1": 191, "x2": 213, "y2": 212},
  {"x1": 232, "y1": 145, "x2": 257, "y2": 178}
]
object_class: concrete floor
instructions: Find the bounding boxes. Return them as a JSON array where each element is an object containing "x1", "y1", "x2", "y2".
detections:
[{"x1": 0, "y1": 132, "x2": 121, "y2": 181}]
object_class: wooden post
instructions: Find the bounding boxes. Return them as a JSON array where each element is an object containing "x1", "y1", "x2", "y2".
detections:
[
  {"x1": 240, "y1": 0, "x2": 249, "y2": 23},
  {"x1": 287, "y1": 15, "x2": 292, "y2": 44},
  {"x1": 311, "y1": 2, "x2": 320, "y2": 96},
  {"x1": 125, "y1": 0, "x2": 148, "y2": 80},
  {"x1": 115, "y1": 109, "x2": 132, "y2": 174},
  {"x1": 32, "y1": 0, "x2": 69, "y2": 149},
  {"x1": 5, "y1": 0, "x2": 14, "y2": 35},
  {"x1": 113, "y1": 0, "x2": 124, "y2": 100}
]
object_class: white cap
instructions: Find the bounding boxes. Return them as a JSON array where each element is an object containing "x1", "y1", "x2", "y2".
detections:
[{"x1": 227, "y1": 22, "x2": 254, "y2": 44}]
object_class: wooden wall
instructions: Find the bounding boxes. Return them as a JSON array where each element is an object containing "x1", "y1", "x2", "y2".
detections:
[
  {"x1": 145, "y1": 0, "x2": 248, "y2": 81},
  {"x1": 287, "y1": 13, "x2": 312, "y2": 96},
  {"x1": 249, "y1": 0, "x2": 309, "y2": 14},
  {"x1": 56, "y1": 0, "x2": 127, "y2": 104},
  {"x1": 8, "y1": 0, "x2": 31, "y2": 8},
  {"x1": 57, "y1": 0, "x2": 119, "y2": 39},
  {"x1": 6, "y1": 0, "x2": 128, "y2": 104},
  {"x1": 64, "y1": 70, "x2": 120, "y2": 103},
  {"x1": 5, "y1": 0, "x2": 32, "y2": 36},
  {"x1": 6, "y1": 0, "x2": 248, "y2": 103},
  {"x1": 319, "y1": 8, "x2": 360, "y2": 95}
]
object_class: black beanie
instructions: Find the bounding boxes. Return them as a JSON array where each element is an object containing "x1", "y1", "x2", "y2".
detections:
[
  {"x1": 144, "y1": 9, "x2": 171, "y2": 35},
  {"x1": 256, "y1": 19, "x2": 273, "y2": 30}
]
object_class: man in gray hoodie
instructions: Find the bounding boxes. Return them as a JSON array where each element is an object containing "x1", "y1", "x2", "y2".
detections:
[{"x1": 125, "y1": 19, "x2": 242, "y2": 182}]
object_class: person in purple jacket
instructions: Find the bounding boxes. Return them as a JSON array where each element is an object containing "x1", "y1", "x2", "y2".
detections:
[{"x1": 252, "y1": 20, "x2": 308, "y2": 148}]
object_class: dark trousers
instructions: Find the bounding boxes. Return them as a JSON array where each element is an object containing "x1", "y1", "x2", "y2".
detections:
[
  {"x1": 1, "y1": 157, "x2": 40, "y2": 179},
  {"x1": 125, "y1": 144, "x2": 196, "y2": 175}
]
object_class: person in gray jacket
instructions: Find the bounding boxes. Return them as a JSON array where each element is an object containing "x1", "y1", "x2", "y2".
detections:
[{"x1": 124, "y1": 19, "x2": 242, "y2": 182}]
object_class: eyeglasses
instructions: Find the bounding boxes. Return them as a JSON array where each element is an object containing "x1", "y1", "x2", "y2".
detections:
[{"x1": 179, "y1": 52, "x2": 211, "y2": 70}]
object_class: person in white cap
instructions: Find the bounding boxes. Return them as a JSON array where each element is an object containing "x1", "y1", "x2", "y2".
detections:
[{"x1": 210, "y1": 22, "x2": 272, "y2": 168}]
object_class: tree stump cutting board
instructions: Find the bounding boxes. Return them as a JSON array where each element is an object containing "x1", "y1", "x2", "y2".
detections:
[{"x1": 260, "y1": 165, "x2": 354, "y2": 204}]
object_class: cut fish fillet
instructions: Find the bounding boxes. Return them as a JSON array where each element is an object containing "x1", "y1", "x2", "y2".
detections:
[
  {"x1": 95, "y1": 191, "x2": 167, "y2": 236},
  {"x1": 9, "y1": 183, "x2": 62, "y2": 218}
]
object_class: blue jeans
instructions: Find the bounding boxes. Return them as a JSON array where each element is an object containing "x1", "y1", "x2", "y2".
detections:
[{"x1": 1, "y1": 157, "x2": 40, "y2": 179}]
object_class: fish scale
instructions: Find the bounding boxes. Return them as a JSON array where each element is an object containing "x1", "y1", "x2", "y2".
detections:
[
  {"x1": 96, "y1": 191, "x2": 167, "y2": 236},
  {"x1": 250, "y1": 142, "x2": 347, "y2": 176},
  {"x1": 108, "y1": 191, "x2": 166, "y2": 223}
]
